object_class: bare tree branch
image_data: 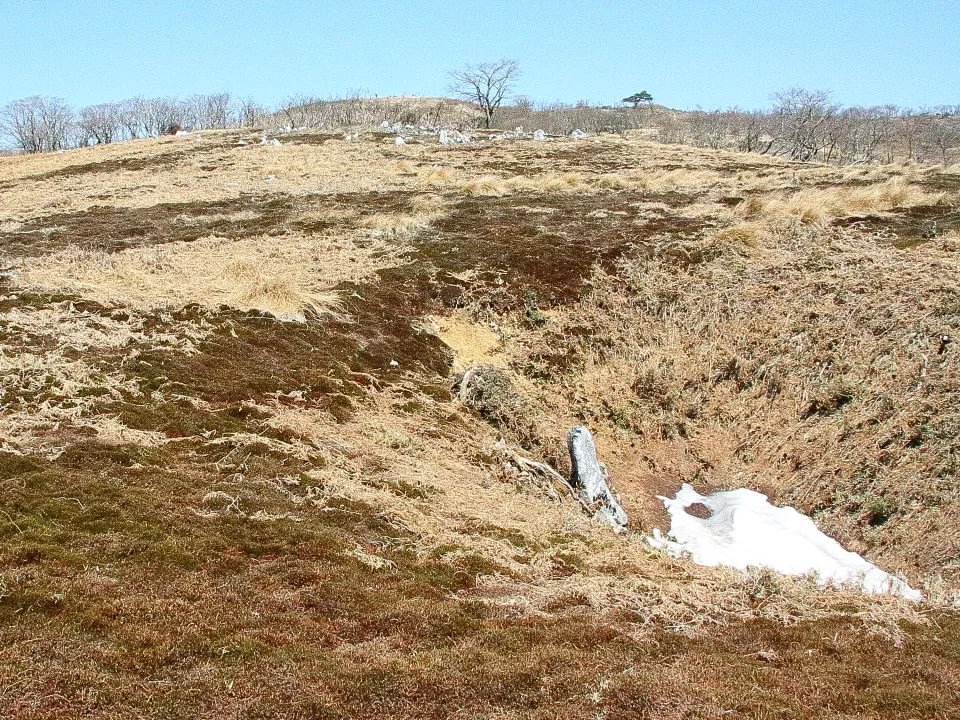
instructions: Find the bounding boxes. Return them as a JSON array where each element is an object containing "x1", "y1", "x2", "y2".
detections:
[{"x1": 448, "y1": 59, "x2": 521, "y2": 128}]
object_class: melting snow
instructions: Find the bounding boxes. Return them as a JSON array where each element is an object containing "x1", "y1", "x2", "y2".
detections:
[{"x1": 648, "y1": 484, "x2": 922, "y2": 601}]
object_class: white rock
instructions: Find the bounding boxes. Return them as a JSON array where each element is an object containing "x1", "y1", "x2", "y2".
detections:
[
  {"x1": 533, "y1": 129, "x2": 546, "y2": 141},
  {"x1": 394, "y1": 137, "x2": 406, "y2": 145},
  {"x1": 380, "y1": 120, "x2": 391, "y2": 128},
  {"x1": 570, "y1": 129, "x2": 588, "y2": 139}
]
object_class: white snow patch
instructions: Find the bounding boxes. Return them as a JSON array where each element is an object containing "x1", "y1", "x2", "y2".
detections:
[{"x1": 647, "y1": 484, "x2": 922, "y2": 601}]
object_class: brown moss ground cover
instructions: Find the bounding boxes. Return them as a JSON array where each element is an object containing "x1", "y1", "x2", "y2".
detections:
[{"x1": 1, "y1": 131, "x2": 960, "y2": 718}]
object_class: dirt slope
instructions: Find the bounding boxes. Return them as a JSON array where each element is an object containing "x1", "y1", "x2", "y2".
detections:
[{"x1": 1, "y1": 128, "x2": 959, "y2": 718}]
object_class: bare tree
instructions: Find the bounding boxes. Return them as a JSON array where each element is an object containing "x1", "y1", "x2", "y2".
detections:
[
  {"x1": 727, "y1": 109, "x2": 769, "y2": 153},
  {"x1": 141, "y1": 97, "x2": 186, "y2": 135},
  {"x1": 769, "y1": 88, "x2": 838, "y2": 161},
  {"x1": 79, "y1": 102, "x2": 122, "y2": 145},
  {"x1": 0, "y1": 96, "x2": 75, "y2": 153},
  {"x1": 278, "y1": 94, "x2": 323, "y2": 129},
  {"x1": 927, "y1": 106, "x2": 960, "y2": 165},
  {"x1": 185, "y1": 92, "x2": 232, "y2": 129},
  {"x1": 238, "y1": 96, "x2": 268, "y2": 128},
  {"x1": 118, "y1": 97, "x2": 147, "y2": 139},
  {"x1": 448, "y1": 59, "x2": 521, "y2": 128}
]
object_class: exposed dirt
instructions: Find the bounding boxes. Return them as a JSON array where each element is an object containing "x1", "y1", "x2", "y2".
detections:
[
  {"x1": 835, "y1": 203, "x2": 960, "y2": 246},
  {"x1": 0, "y1": 190, "x2": 417, "y2": 258},
  {"x1": 277, "y1": 132, "x2": 347, "y2": 146}
]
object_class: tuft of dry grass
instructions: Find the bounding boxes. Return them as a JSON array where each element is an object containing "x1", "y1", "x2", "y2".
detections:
[
  {"x1": 227, "y1": 263, "x2": 342, "y2": 321},
  {"x1": 713, "y1": 221, "x2": 769, "y2": 248},
  {"x1": 459, "y1": 172, "x2": 590, "y2": 197},
  {"x1": 360, "y1": 212, "x2": 437, "y2": 239},
  {"x1": 597, "y1": 168, "x2": 723, "y2": 193},
  {"x1": 459, "y1": 174, "x2": 510, "y2": 196},
  {"x1": 408, "y1": 193, "x2": 447, "y2": 214},
  {"x1": 741, "y1": 176, "x2": 948, "y2": 223},
  {"x1": 508, "y1": 172, "x2": 586, "y2": 193},
  {"x1": 424, "y1": 166, "x2": 455, "y2": 185}
]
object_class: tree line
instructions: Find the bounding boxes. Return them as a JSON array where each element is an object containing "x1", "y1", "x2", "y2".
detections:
[
  {"x1": 656, "y1": 88, "x2": 960, "y2": 165},
  {"x1": 0, "y1": 92, "x2": 476, "y2": 153},
  {"x1": 1, "y1": 86, "x2": 957, "y2": 166},
  {"x1": 0, "y1": 93, "x2": 254, "y2": 153}
]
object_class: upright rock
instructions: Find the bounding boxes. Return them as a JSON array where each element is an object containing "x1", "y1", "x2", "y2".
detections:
[{"x1": 567, "y1": 426, "x2": 630, "y2": 533}]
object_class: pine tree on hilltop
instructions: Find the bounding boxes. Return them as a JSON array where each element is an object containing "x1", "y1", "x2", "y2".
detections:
[{"x1": 622, "y1": 91, "x2": 653, "y2": 109}]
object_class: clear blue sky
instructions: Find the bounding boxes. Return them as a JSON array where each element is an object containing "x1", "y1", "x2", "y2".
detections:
[{"x1": 1, "y1": 0, "x2": 957, "y2": 111}]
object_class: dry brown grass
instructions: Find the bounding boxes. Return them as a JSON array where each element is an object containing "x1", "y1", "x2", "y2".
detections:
[
  {"x1": 251, "y1": 391, "x2": 931, "y2": 638},
  {"x1": 0, "y1": 302, "x2": 192, "y2": 454},
  {"x1": 713, "y1": 220, "x2": 769, "y2": 248},
  {"x1": 0, "y1": 132, "x2": 445, "y2": 222},
  {"x1": 459, "y1": 172, "x2": 590, "y2": 197},
  {"x1": 459, "y1": 174, "x2": 511, "y2": 196},
  {"x1": 497, "y1": 218, "x2": 960, "y2": 592},
  {"x1": 426, "y1": 312, "x2": 505, "y2": 373},
  {"x1": 597, "y1": 168, "x2": 727, "y2": 194},
  {"x1": 15, "y1": 231, "x2": 389, "y2": 321},
  {"x1": 2, "y1": 128, "x2": 959, "y2": 719},
  {"x1": 741, "y1": 176, "x2": 948, "y2": 223},
  {"x1": 360, "y1": 209, "x2": 444, "y2": 239}
]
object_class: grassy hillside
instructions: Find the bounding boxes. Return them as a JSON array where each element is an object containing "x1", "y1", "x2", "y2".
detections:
[{"x1": 1, "y1": 128, "x2": 959, "y2": 718}]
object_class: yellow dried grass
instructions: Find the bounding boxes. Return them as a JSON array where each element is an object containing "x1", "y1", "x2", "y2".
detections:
[
  {"x1": 742, "y1": 176, "x2": 948, "y2": 223},
  {"x1": 15, "y1": 232, "x2": 385, "y2": 321}
]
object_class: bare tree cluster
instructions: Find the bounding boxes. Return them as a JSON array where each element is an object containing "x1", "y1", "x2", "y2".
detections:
[
  {"x1": 656, "y1": 89, "x2": 960, "y2": 165},
  {"x1": 0, "y1": 96, "x2": 75, "y2": 153},
  {"x1": 0, "y1": 92, "x2": 245, "y2": 152},
  {"x1": 274, "y1": 93, "x2": 466, "y2": 130},
  {"x1": 495, "y1": 100, "x2": 653, "y2": 135}
]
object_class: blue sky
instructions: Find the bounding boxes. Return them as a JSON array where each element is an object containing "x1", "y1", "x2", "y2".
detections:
[{"x1": 1, "y1": 0, "x2": 956, "y2": 111}]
